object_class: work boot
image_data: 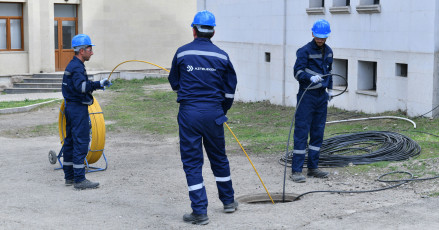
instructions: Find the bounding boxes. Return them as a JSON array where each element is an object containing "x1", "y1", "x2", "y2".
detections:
[
  {"x1": 183, "y1": 212, "x2": 209, "y2": 225},
  {"x1": 307, "y1": 168, "x2": 329, "y2": 178},
  {"x1": 74, "y1": 179, "x2": 99, "y2": 190},
  {"x1": 65, "y1": 179, "x2": 74, "y2": 186},
  {"x1": 224, "y1": 201, "x2": 239, "y2": 213},
  {"x1": 290, "y1": 172, "x2": 306, "y2": 183}
]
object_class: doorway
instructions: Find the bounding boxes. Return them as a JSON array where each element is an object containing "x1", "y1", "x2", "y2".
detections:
[{"x1": 54, "y1": 4, "x2": 77, "y2": 71}]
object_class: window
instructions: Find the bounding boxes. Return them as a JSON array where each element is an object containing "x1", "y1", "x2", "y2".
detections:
[
  {"x1": 332, "y1": 59, "x2": 348, "y2": 88},
  {"x1": 359, "y1": 0, "x2": 379, "y2": 4},
  {"x1": 396, "y1": 63, "x2": 408, "y2": 77},
  {"x1": 357, "y1": 0, "x2": 381, "y2": 13},
  {"x1": 333, "y1": 0, "x2": 350, "y2": 6},
  {"x1": 330, "y1": 0, "x2": 351, "y2": 14},
  {"x1": 265, "y1": 52, "x2": 271, "y2": 62},
  {"x1": 309, "y1": 0, "x2": 324, "y2": 8},
  {"x1": 0, "y1": 3, "x2": 23, "y2": 51},
  {"x1": 306, "y1": 0, "x2": 325, "y2": 15},
  {"x1": 357, "y1": 61, "x2": 377, "y2": 94}
]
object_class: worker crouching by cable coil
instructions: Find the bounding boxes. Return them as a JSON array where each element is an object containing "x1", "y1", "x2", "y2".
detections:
[
  {"x1": 61, "y1": 34, "x2": 111, "y2": 190},
  {"x1": 290, "y1": 19, "x2": 333, "y2": 183}
]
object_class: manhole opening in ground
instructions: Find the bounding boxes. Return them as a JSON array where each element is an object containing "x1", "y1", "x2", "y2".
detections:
[{"x1": 236, "y1": 193, "x2": 299, "y2": 204}]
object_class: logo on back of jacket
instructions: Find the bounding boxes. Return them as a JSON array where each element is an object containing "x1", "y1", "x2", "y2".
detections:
[{"x1": 187, "y1": 65, "x2": 216, "y2": 72}]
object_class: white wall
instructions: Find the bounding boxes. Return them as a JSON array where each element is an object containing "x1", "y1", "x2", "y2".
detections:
[
  {"x1": 0, "y1": 0, "x2": 196, "y2": 74},
  {"x1": 80, "y1": 0, "x2": 196, "y2": 71},
  {"x1": 201, "y1": 0, "x2": 439, "y2": 117}
]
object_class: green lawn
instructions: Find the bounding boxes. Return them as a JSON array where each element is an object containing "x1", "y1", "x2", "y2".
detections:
[{"x1": 0, "y1": 98, "x2": 57, "y2": 109}]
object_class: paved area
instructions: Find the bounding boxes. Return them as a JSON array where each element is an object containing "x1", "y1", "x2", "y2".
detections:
[{"x1": 0, "y1": 92, "x2": 63, "y2": 102}]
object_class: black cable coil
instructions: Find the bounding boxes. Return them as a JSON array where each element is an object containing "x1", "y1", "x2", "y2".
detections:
[{"x1": 279, "y1": 131, "x2": 421, "y2": 167}]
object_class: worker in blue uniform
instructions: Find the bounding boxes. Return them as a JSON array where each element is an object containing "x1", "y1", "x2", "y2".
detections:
[
  {"x1": 168, "y1": 10, "x2": 238, "y2": 225},
  {"x1": 290, "y1": 19, "x2": 333, "y2": 183},
  {"x1": 61, "y1": 34, "x2": 111, "y2": 189}
]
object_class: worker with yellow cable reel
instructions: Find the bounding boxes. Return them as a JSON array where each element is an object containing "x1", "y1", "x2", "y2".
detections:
[{"x1": 61, "y1": 34, "x2": 111, "y2": 190}]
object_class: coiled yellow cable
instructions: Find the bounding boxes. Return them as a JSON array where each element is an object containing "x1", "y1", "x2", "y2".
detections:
[
  {"x1": 58, "y1": 96, "x2": 105, "y2": 164},
  {"x1": 107, "y1": 60, "x2": 275, "y2": 204}
]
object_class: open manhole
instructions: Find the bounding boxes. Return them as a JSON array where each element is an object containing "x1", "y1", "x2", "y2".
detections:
[{"x1": 236, "y1": 193, "x2": 299, "y2": 204}]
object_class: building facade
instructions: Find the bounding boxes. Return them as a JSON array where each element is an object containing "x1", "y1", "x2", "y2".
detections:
[
  {"x1": 199, "y1": 0, "x2": 439, "y2": 117},
  {"x1": 0, "y1": 0, "x2": 196, "y2": 74}
]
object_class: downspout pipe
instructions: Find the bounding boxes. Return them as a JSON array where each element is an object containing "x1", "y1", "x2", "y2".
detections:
[{"x1": 282, "y1": 0, "x2": 287, "y2": 106}]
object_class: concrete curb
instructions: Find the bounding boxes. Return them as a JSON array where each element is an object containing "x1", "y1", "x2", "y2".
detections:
[{"x1": 0, "y1": 99, "x2": 62, "y2": 114}]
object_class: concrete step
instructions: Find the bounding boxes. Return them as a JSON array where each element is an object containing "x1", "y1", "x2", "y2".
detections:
[
  {"x1": 4, "y1": 88, "x2": 61, "y2": 94},
  {"x1": 23, "y1": 78, "x2": 63, "y2": 83},
  {"x1": 32, "y1": 73, "x2": 64, "y2": 78},
  {"x1": 13, "y1": 83, "x2": 62, "y2": 88}
]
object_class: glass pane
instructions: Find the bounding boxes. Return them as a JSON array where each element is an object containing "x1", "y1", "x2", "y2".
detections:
[
  {"x1": 54, "y1": 4, "x2": 76, "y2": 17},
  {"x1": 11, "y1": 19, "x2": 21, "y2": 49},
  {"x1": 62, "y1": 21, "x2": 76, "y2": 49},
  {"x1": 0, "y1": 19, "x2": 6, "y2": 49},
  {"x1": 54, "y1": 20, "x2": 58, "y2": 49},
  {"x1": 0, "y1": 3, "x2": 22, "y2": 17}
]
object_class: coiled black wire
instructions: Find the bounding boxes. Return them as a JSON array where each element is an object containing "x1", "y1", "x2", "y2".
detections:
[{"x1": 279, "y1": 131, "x2": 421, "y2": 167}]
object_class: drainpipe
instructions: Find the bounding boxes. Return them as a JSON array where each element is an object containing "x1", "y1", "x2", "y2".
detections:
[{"x1": 282, "y1": 0, "x2": 287, "y2": 105}]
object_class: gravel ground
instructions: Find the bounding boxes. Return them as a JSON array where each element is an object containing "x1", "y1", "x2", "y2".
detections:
[{"x1": 1, "y1": 89, "x2": 439, "y2": 229}]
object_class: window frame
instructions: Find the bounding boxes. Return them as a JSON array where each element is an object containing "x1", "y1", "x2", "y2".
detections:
[{"x1": 0, "y1": 3, "x2": 24, "y2": 51}]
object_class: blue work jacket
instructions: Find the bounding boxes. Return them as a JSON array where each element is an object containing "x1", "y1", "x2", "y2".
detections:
[
  {"x1": 168, "y1": 38, "x2": 237, "y2": 106},
  {"x1": 62, "y1": 56, "x2": 102, "y2": 105},
  {"x1": 294, "y1": 39, "x2": 333, "y2": 91}
]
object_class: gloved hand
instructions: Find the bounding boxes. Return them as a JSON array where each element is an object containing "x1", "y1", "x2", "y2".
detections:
[
  {"x1": 310, "y1": 75, "x2": 323, "y2": 83},
  {"x1": 328, "y1": 89, "x2": 333, "y2": 102},
  {"x1": 100, "y1": 78, "x2": 112, "y2": 90}
]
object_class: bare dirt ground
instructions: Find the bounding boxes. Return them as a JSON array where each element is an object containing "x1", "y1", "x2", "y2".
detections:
[{"x1": 2, "y1": 87, "x2": 439, "y2": 229}]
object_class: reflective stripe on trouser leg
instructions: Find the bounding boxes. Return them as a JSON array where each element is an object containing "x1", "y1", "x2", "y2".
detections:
[
  {"x1": 65, "y1": 103, "x2": 90, "y2": 183},
  {"x1": 292, "y1": 90, "x2": 313, "y2": 173},
  {"x1": 178, "y1": 106, "x2": 208, "y2": 214},
  {"x1": 203, "y1": 118, "x2": 234, "y2": 205},
  {"x1": 308, "y1": 92, "x2": 327, "y2": 169}
]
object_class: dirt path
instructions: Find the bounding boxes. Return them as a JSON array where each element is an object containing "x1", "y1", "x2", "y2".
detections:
[{"x1": 1, "y1": 94, "x2": 439, "y2": 229}]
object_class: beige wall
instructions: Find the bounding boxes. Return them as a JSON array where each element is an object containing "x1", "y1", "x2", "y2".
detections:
[{"x1": 0, "y1": 0, "x2": 196, "y2": 75}]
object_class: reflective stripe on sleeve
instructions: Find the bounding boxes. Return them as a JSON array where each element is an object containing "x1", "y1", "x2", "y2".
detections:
[
  {"x1": 308, "y1": 83, "x2": 322, "y2": 89},
  {"x1": 64, "y1": 71, "x2": 71, "y2": 76},
  {"x1": 295, "y1": 70, "x2": 304, "y2": 80},
  {"x1": 81, "y1": 82, "x2": 86, "y2": 93},
  {"x1": 215, "y1": 176, "x2": 231, "y2": 182},
  {"x1": 188, "y1": 182, "x2": 204, "y2": 192},
  {"x1": 305, "y1": 68, "x2": 320, "y2": 76},
  {"x1": 177, "y1": 50, "x2": 228, "y2": 61},
  {"x1": 309, "y1": 54, "x2": 322, "y2": 59},
  {"x1": 225, "y1": 93, "x2": 234, "y2": 98}
]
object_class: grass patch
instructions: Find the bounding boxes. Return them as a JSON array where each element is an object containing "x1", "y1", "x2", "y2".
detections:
[
  {"x1": 4, "y1": 76, "x2": 439, "y2": 175},
  {"x1": 0, "y1": 98, "x2": 56, "y2": 109},
  {"x1": 103, "y1": 77, "x2": 178, "y2": 135},
  {"x1": 2, "y1": 122, "x2": 58, "y2": 138}
]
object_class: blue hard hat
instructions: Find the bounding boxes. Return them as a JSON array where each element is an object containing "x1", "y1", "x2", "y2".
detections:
[
  {"x1": 71, "y1": 34, "x2": 95, "y2": 48},
  {"x1": 191, "y1": 10, "x2": 216, "y2": 27},
  {"x1": 311, "y1": 19, "x2": 331, "y2": 38}
]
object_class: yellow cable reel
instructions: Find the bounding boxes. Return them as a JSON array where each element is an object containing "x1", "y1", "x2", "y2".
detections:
[{"x1": 58, "y1": 96, "x2": 106, "y2": 164}]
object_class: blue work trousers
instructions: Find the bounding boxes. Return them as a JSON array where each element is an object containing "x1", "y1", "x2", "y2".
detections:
[
  {"x1": 63, "y1": 102, "x2": 90, "y2": 183},
  {"x1": 178, "y1": 102, "x2": 234, "y2": 214},
  {"x1": 292, "y1": 89, "x2": 328, "y2": 173}
]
